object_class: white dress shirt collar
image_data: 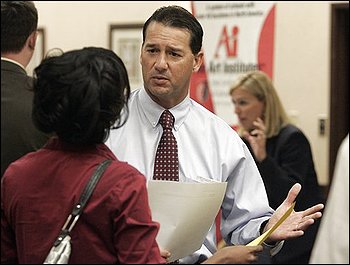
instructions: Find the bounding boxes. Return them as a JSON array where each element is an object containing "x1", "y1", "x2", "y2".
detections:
[
  {"x1": 138, "y1": 87, "x2": 191, "y2": 131},
  {"x1": 1, "y1": 57, "x2": 26, "y2": 71}
]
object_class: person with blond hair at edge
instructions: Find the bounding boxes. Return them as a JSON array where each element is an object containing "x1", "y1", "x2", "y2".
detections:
[{"x1": 310, "y1": 134, "x2": 349, "y2": 264}]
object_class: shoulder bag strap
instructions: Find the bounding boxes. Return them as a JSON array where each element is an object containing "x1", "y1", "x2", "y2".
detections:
[
  {"x1": 53, "y1": 159, "x2": 112, "y2": 246},
  {"x1": 72, "y1": 159, "x2": 112, "y2": 216}
]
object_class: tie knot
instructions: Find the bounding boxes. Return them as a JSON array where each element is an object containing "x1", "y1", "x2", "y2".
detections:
[{"x1": 159, "y1": 110, "x2": 174, "y2": 129}]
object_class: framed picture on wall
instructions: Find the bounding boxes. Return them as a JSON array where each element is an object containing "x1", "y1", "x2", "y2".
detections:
[
  {"x1": 109, "y1": 24, "x2": 143, "y2": 90},
  {"x1": 26, "y1": 27, "x2": 45, "y2": 76}
]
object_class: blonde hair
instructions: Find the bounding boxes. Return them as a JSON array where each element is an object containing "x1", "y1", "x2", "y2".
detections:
[{"x1": 229, "y1": 71, "x2": 290, "y2": 138}]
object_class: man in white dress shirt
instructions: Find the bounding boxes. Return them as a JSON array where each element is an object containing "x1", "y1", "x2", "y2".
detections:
[{"x1": 107, "y1": 5, "x2": 324, "y2": 264}]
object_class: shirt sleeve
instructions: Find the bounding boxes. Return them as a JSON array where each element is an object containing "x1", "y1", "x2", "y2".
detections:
[
  {"x1": 221, "y1": 140, "x2": 274, "y2": 245},
  {"x1": 309, "y1": 135, "x2": 349, "y2": 263}
]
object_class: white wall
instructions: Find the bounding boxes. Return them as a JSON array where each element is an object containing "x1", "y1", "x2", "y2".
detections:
[
  {"x1": 274, "y1": 1, "x2": 337, "y2": 186},
  {"x1": 34, "y1": 1, "x2": 190, "y2": 51},
  {"x1": 33, "y1": 1, "x2": 343, "y2": 185}
]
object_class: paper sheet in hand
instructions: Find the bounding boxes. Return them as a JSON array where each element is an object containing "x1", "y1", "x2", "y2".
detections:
[
  {"x1": 247, "y1": 202, "x2": 295, "y2": 246},
  {"x1": 147, "y1": 180, "x2": 227, "y2": 262}
]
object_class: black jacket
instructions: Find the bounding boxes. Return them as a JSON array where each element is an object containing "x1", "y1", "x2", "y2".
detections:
[
  {"x1": 244, "y1": 124, "x2": 324, "y2": 264},
  {"x1": 1, "y1": 60, "x2": 48, "y2": 177}
]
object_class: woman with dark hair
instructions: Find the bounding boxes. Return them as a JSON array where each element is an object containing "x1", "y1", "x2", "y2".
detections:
[
  {"x1": 1, "y1": 46, "x2": 267, "y2": 265},
  {"x1": 1, "y1": 47, "x2": 165, "y2": 264}
]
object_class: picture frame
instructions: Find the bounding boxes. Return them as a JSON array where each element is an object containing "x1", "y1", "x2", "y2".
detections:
[
  {"x1": 109, "y1": 24, "x2": 143, "y2": 90},
  {"x1": 26, "y1": 27, "x2": 45, "y2": 76}
]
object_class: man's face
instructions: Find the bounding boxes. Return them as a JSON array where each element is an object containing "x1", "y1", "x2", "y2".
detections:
[{"x1": 140, "y1": 21, "x2": 201, "y2": 109}]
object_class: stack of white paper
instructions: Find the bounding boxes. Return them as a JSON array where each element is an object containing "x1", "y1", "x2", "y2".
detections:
[{"x1": 147, "y1": 180, "x2": 227, "y2": 262}]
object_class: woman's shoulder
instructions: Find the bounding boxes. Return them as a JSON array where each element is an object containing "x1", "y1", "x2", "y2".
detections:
[
  {"x1": 106, "y1": 159, "x2": 147, "y2": 187},
  {"x1": 280, "y1": 124, "x2": 306, "y2": 137},
  {"x1": 279, "y1": 124, "x2": 309, "y2": 144},
  {"x1": 280, "y1": 124, "x2": 301, "y2": 133}
]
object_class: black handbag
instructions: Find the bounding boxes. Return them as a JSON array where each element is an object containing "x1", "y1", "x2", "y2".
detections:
[{"x1": 43, "y1": 159, "x2": 112, "y2": 264}]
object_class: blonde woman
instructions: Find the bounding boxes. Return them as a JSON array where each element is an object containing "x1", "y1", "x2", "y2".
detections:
[{"x1": 230, "y1": 71, "x2": 324, "y2": 264}]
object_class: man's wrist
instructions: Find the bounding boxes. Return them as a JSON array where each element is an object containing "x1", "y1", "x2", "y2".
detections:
[
  {"x1": 260, "y1": 219, "x2": 281, "y2": 246},
  {"x1": 260, "y1": 219, "x2": 269, "y2": 234}
]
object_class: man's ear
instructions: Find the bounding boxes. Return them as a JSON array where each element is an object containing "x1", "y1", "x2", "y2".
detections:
[
  {"x1": 28, "y1": 31, "x2": 38, "y2": 50},
  {"x1": 193, "y1": 50, "x2": 204, "y2": 72}
]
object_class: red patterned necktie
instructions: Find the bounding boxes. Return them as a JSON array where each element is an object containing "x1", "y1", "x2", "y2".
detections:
[{"x1": 153, "y1": 110, "x2": 179, "y2": 181}]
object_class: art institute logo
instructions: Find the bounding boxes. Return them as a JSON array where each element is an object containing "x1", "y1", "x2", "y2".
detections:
[{"x1": 214, "y1": 25, "x2": 239, "y2": 58}]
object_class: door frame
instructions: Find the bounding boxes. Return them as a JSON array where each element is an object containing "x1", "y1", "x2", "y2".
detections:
[{"x1": 329, "y1": 3, "x2": 349, "y2": 186}]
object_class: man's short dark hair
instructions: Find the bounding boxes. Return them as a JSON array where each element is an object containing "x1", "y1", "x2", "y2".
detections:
[
  {"x1": 142, "y1": 5, "x2": 203, "y2": 55},
  {"x1": 1, "y1": 1, "x2": 38, "y2": 53}
]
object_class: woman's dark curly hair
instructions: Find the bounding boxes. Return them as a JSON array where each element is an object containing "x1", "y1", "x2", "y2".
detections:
[{"x1": 32, "y1": 47, "x2": 130, "y2": 145}]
